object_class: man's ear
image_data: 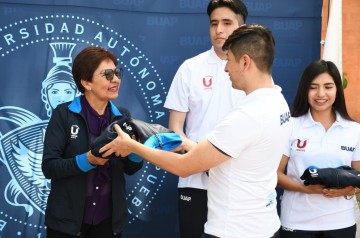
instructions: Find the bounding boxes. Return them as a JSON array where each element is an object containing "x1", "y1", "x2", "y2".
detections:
[{"x1": 242, "y1": 54, "x2": 251, "y2": 70}]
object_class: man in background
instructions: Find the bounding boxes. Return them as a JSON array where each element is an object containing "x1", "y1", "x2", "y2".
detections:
[{"x1": 163, "y1": 1, "x2": 248, "y2": 237}]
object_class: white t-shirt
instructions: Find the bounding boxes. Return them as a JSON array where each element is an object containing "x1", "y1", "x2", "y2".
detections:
[
  {"x1": 164, "y1": 47, "x2": 245, "y2": 189},
  {"x1": 205, "y1": 86, "x2": 292, "y2": 238},
  {"x1": 280, "y1": 110, "x2": 360, "y2": 231}
]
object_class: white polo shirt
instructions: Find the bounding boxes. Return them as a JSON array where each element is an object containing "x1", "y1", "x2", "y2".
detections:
[
  {"x1": 164, "y1": 47, "x2": 245, "y2": 189},
  {"x1": 280, "y1": 110, "x2": 360, "y2": 231},
  {"x1": 205, "y1": 86, "x2": 292, "y2": 238}
]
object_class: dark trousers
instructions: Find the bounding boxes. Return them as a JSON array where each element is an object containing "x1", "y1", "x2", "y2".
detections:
[
  {"x1": 202, "y1": 228, "x2": 280, "y2": 238},
  {"x1": 46, "y1": 218, "x2": 122, "y2": 238},
  {"x1": 280, "y1": 224, "x2": 356, "y2": 238},
  {"x1": 178, "y1": 187, "x2": 208, "y2": 238}
]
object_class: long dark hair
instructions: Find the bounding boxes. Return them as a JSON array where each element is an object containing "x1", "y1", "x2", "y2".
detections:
[{"x1": 291, "y1": 59, "x2": 352, "y2": 121}]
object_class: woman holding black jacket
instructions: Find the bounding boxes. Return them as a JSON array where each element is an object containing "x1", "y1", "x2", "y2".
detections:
[{"x1": 42, "y1": 46, "x2": 143, "y2": 238}]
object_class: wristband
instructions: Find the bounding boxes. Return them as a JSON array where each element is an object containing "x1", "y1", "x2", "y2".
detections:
[{"x1": 344, "y1": 187, "x2": 356, "y2": 200}]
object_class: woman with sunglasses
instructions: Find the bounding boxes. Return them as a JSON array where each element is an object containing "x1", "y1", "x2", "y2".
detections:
[{"x1": 42, "y1": 46, "x2": 143, "y2": 238}]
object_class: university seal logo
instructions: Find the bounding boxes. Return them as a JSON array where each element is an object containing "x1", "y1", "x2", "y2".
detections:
[{"x1": 0, "y1": 14, "x2": 167, "y2": 237}]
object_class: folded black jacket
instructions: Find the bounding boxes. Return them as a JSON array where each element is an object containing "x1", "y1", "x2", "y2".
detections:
[
  {"x1": 300, "y1": 165, "x2": 360, "y2": 188},
  {"x1": 90, "y1": 118, "x2": 182, "y2": 161}
]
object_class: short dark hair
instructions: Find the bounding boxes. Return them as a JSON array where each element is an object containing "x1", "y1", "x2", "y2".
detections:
[
  {"x1": 291, "y1": 59, "x2": 352, "y2": 120},
  {"x1": 222, "y1": 24, "x2": 275, "y2": 73},
  {"x1": 207, "y1": 0, "x2": 248, "y2": 23},
  {"x1": 72, "y1": 46, "x2": 118, "y2": 93}
]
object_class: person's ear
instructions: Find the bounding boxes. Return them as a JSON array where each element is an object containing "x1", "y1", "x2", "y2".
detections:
[
  {"x1": 239, "y1": 54, "x2": 250, "y2": 72},
  {"x1": 81, "y1": 79, "x2": 92, "y2": 91},
  {"x1": 242, "y1": 54, "x2": 251, "y2": 70}
]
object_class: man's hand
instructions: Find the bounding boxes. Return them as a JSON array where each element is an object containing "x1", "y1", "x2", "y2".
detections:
[
  {"x1": 168, "y1": 137, "x2": 195, "y2": 154},
  {"x1": 99, "y1": 124, "x2": 133, "y2": 158}
]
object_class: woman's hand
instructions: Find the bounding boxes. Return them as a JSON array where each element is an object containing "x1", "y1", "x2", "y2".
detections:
[
  {"x1": 301, "y1": 184, "x2": 325, "y2": 195},
  {"x1": 322, "y1": 186, "x2": 355, "y2": 198},
  {"x1": 87, "y1": 151, "x2": 109, "y2": 165}
]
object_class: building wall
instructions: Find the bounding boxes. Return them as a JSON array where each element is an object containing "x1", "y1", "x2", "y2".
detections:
[{"x1": 322, "y1": 0, "x2": 360, "y2": 122}]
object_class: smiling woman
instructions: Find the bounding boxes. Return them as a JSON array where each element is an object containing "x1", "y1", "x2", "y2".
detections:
[
  {"x1": 41, "y1": 46, "x2": 143, "y2": 238},
  {"x1": 277, "y1": 59, "x2": 360, "y2": 238}
]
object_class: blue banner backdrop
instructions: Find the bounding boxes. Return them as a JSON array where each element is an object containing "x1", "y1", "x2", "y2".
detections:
[{"x1": 0, "y1": 1, "x2": 321, "y2": 237}]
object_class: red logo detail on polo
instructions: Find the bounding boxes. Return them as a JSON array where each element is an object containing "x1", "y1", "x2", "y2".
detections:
[
  {"x1": 202, "y1": 76, "x2": 213, "y2": 88},
  {"x1": 296, "y1": 139, "x2": 307, "y2": 151}
]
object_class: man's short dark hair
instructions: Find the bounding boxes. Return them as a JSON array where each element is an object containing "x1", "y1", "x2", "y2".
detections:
[
  {"x1": 207, "y1": 0, "x2": 248, "y2": 23},
  {"x1": 223, "y1": 24, "x2": 275, "y2": 73}
]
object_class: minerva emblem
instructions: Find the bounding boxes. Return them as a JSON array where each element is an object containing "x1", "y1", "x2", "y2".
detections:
[
  {"x1": 0, "y1": 107, "x2": 49, "y2": 215},
  {"x1": 0, "y1": 42, "x2": 78, "y2": 216}
]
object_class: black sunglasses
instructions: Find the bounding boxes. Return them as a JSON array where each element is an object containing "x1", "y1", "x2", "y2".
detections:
[{"x1": 100, "y1": 68, "x2": 123, "y2": 81}]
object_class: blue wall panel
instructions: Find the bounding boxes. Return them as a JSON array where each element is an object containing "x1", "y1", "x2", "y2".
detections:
[{"x1": 0, "y1": 1, "x2": 322, "y2": 237}]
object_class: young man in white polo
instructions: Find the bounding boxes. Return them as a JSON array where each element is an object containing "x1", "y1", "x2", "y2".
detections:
[{"x1": 101, "y1": 24, "x2": 292, "y2": 238}]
